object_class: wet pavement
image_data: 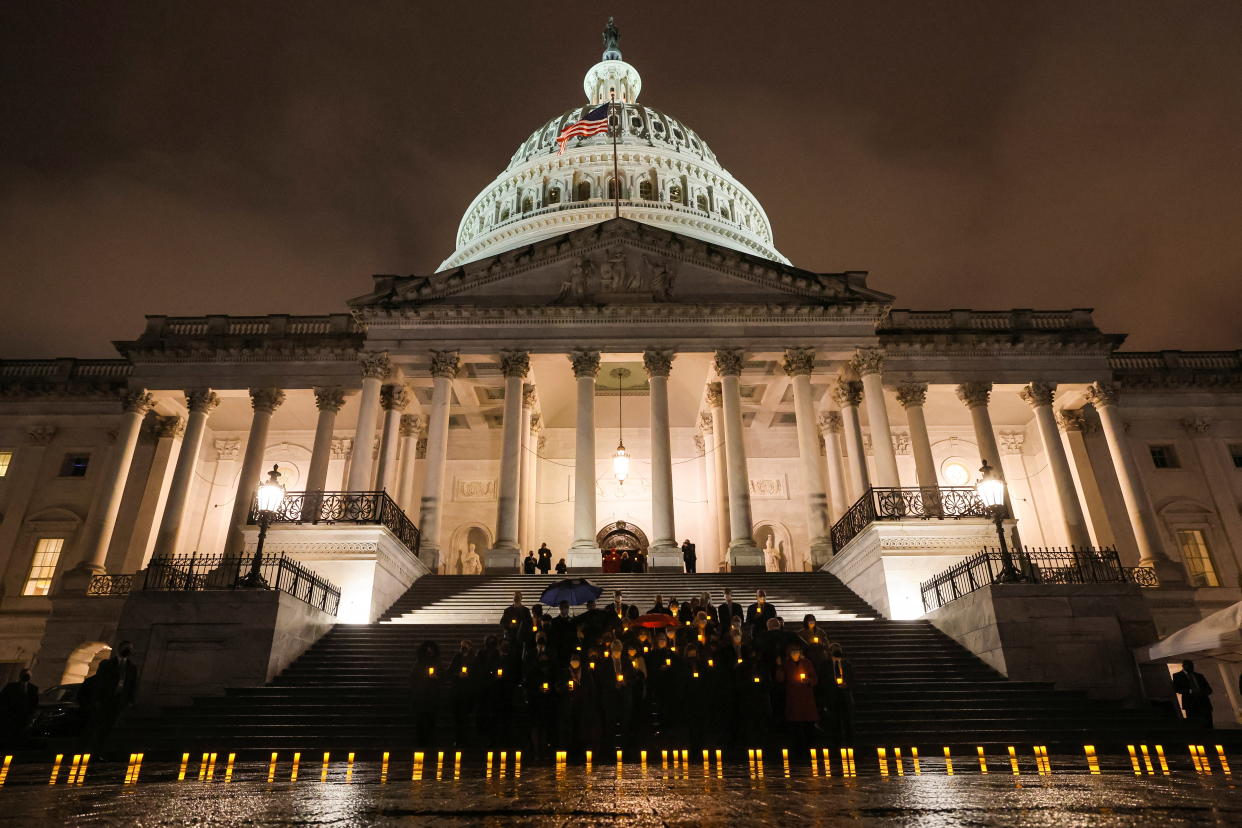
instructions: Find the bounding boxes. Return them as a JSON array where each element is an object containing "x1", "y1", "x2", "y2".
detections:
[{"x1": 1, "y1": 752, "x2": 1241, "y2": 826}]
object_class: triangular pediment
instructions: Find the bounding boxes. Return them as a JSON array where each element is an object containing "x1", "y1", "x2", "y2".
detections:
[{"x1": 351, "y1": 219, "x2": 891, "y2": 312}]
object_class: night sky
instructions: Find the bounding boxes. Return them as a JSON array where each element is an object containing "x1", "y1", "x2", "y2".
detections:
[{"x1": 3, "y1": 1, "x2": 1240, "y2": 358}]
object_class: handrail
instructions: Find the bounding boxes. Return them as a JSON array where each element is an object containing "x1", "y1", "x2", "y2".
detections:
[
  {"x1": 247, "y1": 491, "x2": 421, "y2": 558},
  {"x1": 830, "y1": 487, "x2": 989, "y2": 552},
  {"x1": 143, "y1": 553, "x2": 341, "y2": 616}
]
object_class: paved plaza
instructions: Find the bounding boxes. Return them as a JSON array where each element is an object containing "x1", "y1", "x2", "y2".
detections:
[{"x1": 1, "y1": 751, "x2": 1241, "y2": 826}]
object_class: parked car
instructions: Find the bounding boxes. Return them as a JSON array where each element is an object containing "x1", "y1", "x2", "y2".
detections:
[{"x1": 30, "y1": 683, "x2": 87, "y2": 738}]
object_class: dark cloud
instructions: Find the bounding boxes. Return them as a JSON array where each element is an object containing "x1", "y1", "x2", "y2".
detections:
[{"x1": 2, "y1": 0, "x2": 1239, "y2": 356}]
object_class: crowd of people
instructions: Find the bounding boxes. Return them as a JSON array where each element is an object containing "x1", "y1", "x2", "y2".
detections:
[
  {"x1": 408, "y1": 588, "x2": 856, "y2": 758},
  {"x1": 521, "y1": 539, "x2": 703, "y2": 575}
]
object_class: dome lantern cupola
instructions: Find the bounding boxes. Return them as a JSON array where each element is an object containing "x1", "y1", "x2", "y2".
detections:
[{"x1": 585, "y1": 17, "x2": 641, "y2": 104}]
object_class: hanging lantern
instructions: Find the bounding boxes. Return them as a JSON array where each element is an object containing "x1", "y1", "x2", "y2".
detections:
[{"x1": 613, "y1": 441, "x2": 630, "y2": 482}]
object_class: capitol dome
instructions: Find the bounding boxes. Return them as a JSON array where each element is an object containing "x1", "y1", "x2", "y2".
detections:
[{"x1": 437, "y1": 20, "x2": 788, "y2": 271}]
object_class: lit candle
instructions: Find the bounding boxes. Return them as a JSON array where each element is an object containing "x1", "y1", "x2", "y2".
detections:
[
  {"x1": 692, "y1": 671, "x2": 700, "y2": 679},
  {"x1": 541, "y1": 681, "x2": 549, "y2": 692},
  {"x1": 460, "y1": 666, "x2": 468, "y2": 675},
  {"x1": 428, "y1": 667, "x2": 435, "y2": 677},
  {"x1": 753, "y1": 675, "x2": 761, "y2": 684},
  {"x1": 568, "y1": 679, "x2": 575, "y2": 691},
  {"x1": 642, "y1": 646, "x2": 649, "y2": 653},
  {"x1": 836, "y1": 676, "x2": 844, "y2": 685},
  {"x1": 707, "y1": 659, "x2": 714, "y2": 668},
  {"x1": 737, "y1": 657, "x2": 743, "y2": 665},
  {"x1": 812, "y1": 636, "x2": 820, "y2": 644},
  {"x1": 497, "y1": 668, "x2": 504, "y2": 678},
  {"x1": 589, "y1": 661, "x2": 596, "y2": 670},
  {"x1": 799, "y1": 672, "x2": 806, "y2": 682},
  {"x1": 665, "y1": 658, "x2": 672, "y2": 667},
  {"x1": 616, "y1": 673, "x2": 624, "y2": 683}
]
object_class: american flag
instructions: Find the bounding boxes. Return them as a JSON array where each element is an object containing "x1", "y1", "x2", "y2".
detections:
[{"x1": 556, "y1": 102, "x2": 612, "y2": 154}]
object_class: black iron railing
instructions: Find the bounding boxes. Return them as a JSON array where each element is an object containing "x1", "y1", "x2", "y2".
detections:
[
  {"x1": 143, "y1": 553, "x2": 341, "y2": 616},
  {"x1": 247, "y1": 491, "x2": 421, "y2": 556},
  {"x1": 920, "y1": 546, "x2": 1155, "y2": 613},
  {"x1": 85, "y1": 574, "x2": 134, "y2": 596},
  {"x1": 830, "y1": 487, "x2": 989, "y2": 552}
]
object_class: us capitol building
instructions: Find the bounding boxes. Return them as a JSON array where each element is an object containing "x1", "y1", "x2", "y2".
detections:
[{"x1": 2, "y1": 23, "x2": 1241, "y2": 725}]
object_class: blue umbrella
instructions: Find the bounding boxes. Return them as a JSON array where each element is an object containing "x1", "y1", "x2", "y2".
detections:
[{"x1": 539, "y1": 577, "x2": 603, "y2": 607}]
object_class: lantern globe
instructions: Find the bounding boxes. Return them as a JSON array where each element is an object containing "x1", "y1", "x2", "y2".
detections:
[
  {"x1": 975, "y1": 460, "x2": 1005, "y2": 508},
  {"x1": 613, "y1": 444, "x2": 630, "y2": 481},
  {"x1": 256, "y1": 465, "x2": 286, "y2": 513}
]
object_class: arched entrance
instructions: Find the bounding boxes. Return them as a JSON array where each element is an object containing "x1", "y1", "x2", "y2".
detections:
[
  {"x1": 60, "y1": 641, "x2": 111, "y2": 686},
  {"x1": 595, "y1": 521, "x2": 649, "y2": 553}
]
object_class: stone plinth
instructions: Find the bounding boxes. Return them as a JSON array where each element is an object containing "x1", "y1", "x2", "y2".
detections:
[
  {"x1": 115, "y1": 589, "x2": 335, "y2": 708},
  {"x1": 823, "y1": 519, "x2": 1004, "y2": 619},
  {"x1": 647, "y1": 545, "x2": 683, "y2": 572},
  {"x1": 923, "y1": 582, "x2": 1169, "y2": 706},
  {"x1": 240, "y1": 524, "x2": 429, "y2": 624}
]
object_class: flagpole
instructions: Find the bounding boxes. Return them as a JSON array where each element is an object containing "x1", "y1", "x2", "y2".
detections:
[{"x1": 610, "y1": 92, "x2": 620, "y2": 219}]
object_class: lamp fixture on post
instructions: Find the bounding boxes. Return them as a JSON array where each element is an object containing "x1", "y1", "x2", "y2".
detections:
[
  {"x1": 976, "y1": 459, "x2": 1024, "y2": 583},
  {"x1": 242, "y1": 464, "x2": 285, "y2": 588},
  {"x1": 610, "y1": 367, "x2": 630, "y2": 484}
]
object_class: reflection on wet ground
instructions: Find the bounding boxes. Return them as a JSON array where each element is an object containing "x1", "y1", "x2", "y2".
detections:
[{"x1": 1, "y1": 751, "x2": 1241, "y2": 826}]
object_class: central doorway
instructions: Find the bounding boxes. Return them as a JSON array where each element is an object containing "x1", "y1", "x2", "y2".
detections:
[{"x1": 595, "y1": 520, "x2": 649, "y2": 553}]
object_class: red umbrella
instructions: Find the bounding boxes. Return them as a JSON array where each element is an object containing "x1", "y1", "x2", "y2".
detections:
[{"x1": 634, "y1": 613, "x2": 678, "y2": 629}]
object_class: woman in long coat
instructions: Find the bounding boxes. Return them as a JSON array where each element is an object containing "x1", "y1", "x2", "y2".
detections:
[{"x1": 775, "y1": 643, "x2": 819, "y2": 753}]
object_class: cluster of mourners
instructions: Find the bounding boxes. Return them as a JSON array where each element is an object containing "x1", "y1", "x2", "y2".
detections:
[{"x1": 407, "y1": 588, "x2": 855, "y2": 758}]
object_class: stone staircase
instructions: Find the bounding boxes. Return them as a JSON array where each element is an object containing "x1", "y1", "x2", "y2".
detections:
[{"x1": 115, "y1": 572, "x2": 1194, "y2": 755}]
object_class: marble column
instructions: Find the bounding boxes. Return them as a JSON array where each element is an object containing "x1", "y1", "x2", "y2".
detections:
[
  {"x1": 1020, "y1": 382, "x2": 1092, "y2": 548},
  {"x1": 714, "y1": 348, "x2": 762, "y2": 569},
  {"x1": 852, "y1": 349, "x2": 900, "y2": 488},
  {"x1": 397, "y1": 414, "x2": 425, "y2": 516},
  {"x1": 346, "y1": 351, "x2": 389, "y2": 491},
  {"x1": 152, "y1": 389, "x2": 218, "y2": 558},
  {"x1": 306, "y1": 387, "x2": 345, "y2": 493},
  {"x1": 1084, "y1": 382, "x2": 1183, "y2": 583},
  {"x1": 417, "y1": 350, "x2": 458, "y2": 570},
  {"x1": 833, "y1": 380, "x2": 870, "y2": 500},
  {"x1": 488, "y1": 350, "x2": 529, "y2": 571},
  {"x1": 784, "y1": 348, "x2": 833, "y2": 565},
  {"x1": 644, "y1": 348, "x2": 680, "y2": 569},
  {"x1": 73, "y1": 390, "x2": 155, "y2": 575},
  {"x1": 706, "y1": 383, "x2": 732, "y2": 559},
  {"x1": 375, "y1": 384, "x2": 410, "y2": 493},
  {"x1": 518, "y1": 398, "x2": 537, "y2": 553},
  {"x1": 956, "y1": 381, "x2": 1022, "y2": 548},
  {"x1": 818, "y1": 411, "x2": 849, "y2": 523},
  {"x1": 896, "y1": 381, "x2": 938, "y2": 490},
  {"x1": 568, "y1": 349, "x2": 601, "y2": 568},
  {"x1": 698, "y1": 412, "x2": 721, "y2": 571},
  {"x1": 224, "y1": 387, "x2": 286, "y2": 556}
]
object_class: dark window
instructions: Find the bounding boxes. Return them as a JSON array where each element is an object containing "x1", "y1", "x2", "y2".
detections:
[
  {"x1": 1230, "y1": 444, "x2": 1242, "y2": 469},
  {"x1": 1149, "y1": 445, "x2": 1180, "y2": 469},
  {"x1": 547, "y1": 187, "x2": 561, "y2": 205},
  {"x1": 576, "y1": 181, "x2": 591, "y2": 201},
  {"x1": 521, "y1": 197, "x2": 533, "y2": 213},
  {"x1": 669, "y1": 184, "x2": 682, "y2": 204},
  {"x1": 639, "y1": 180, "x2": 653, "y2": 200},
  {"x1": 607, "y1": 178, "x2": 619, "y2": 199},
  {"x1": 59, "y1": 453, "x2": 90, "y2": 477}
]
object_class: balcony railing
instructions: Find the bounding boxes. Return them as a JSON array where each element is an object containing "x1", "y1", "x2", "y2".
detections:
[
  {"x1": 85, "y1": 574, "x2": 134, "y2": 596},
  {"x1": 920, "y1": 546, "x2": 1157, "y2": 613},
  {"x1": 830, "y1": 487, "x2": 989, "y2": 552},
  {"x1": 143, "y1": 553, "x2": 340, "y2": 616},
  {"x1": 247, "y1": 491, "x2": 421, "y2": 556}
]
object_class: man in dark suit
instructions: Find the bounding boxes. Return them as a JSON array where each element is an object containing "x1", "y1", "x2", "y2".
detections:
[
  {"x1": 745, "y1": 589, "x2": 777, "y2": 631},
  {"x1": 536, "y1": 545, "x2": 553, "y2": 574},
  {"x1": 523, "y1": 552, "x2": 538, "y2": 574},
  {"x1": 609, "y1": 591, "x2": 631, "y2": 625},
  {"x1": 649, "y1": 594, "x2": 673, "y2": 615},
  {"x1": 1173, "y1": 660, "x2": 1214, "y2": 728},
  {"x1": 86, "y1": 642, "x2": 139, "y2": 748},
  {"x1": 548, "y1": 601, "x2": 577, "y2": 665},
  {"x1": 501, "y1": 591, "x2": 532, "y2": 645},
  {"x1": 718, "y1": 589, "x2": 745, "y2": 631},
  {"x1": 0, "y1": 668, "x2": 39, "y2": 748},
  {"x1": 681, "y1": 539, "x2": 697, "y2": 574}
]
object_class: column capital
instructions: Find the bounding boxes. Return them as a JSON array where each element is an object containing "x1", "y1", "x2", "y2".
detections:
[
  {"x1": 1019, "y1": 381, "x2": 1056, "y2": 408},
  {"x1": 359, "y1": 350, "x2": 391, "y2": 381},
  {"x1": 1084, "y1": 381, "x2": 1119, "y2": 408},
  {"x1": 400, "y1": 413, "x2": 426, "y2": 437},
  {"x1": 154, "y1": 415, "x2": 185, "y2": 439},
  {"x1": 26, "y1": 424, "x2": 57, "y2": 445},
  {"x1": 850, "y1": 347, "x2": 886, "y2": 377},
  {"x1": 214, "y1": 438, "x2": 241, "y2": 460},
  {"x1": 693, "y1": 433, "x2": 705, "y2": 456},
  {"x1": 522, "y1": 383, "x2": 538, "y2": 409},
  {"x1": 705, "y1": 381, "x2": 723, "y2": 407},
  {"x1": 892, "y1": 431, "x2": 912, "y2": 454},
  {"x1": 568, "y1": 348, "x2": 601, "y2": 378},
  {"x1": 1056, "y1": 408, "x2": 1090, "y2": 433},
  {"x1": 380, "y1": 383, "x2": 411, "y2": 411},
  {"x1": 185, "y1": 388, "x2": 220, "y2": 414},
  {"x1": 499, "y1": 349, "x2": 531, "y2": 378},
  {"x1": 999, "y1": 431, "x2": 1025, "y2": 455},
  {"x1": 698, "y1": 410, "x2": 714, "y2": 434},
  {"x1": 831, "y1": 379, "x2": 863, "y2": 409},
  {"x1": 642, "y1": 347, "x2": 675, "y2": 378},
  {"x1": 713, "y1": 348, "x2": 746, "y2": 377},
  {"x1": 429, "y1": 349, "x2": 460, "y2": 379},
  {"x1": 955, "y1": 381, "x2": 992, "y2": 409},
  {"x1": 1181, "y1": 416, "x2": 1212, "y2": 434},
  {"x1": 313, "y1": 385, "x2": 347, "y2": 412},
  {"x1": 781, "y1": 347, "x2": 815, "y2": 377},
  {"x1": 895, "y1": 381, "x2": 927, "y2": 408},
  {"x1": 530, "y1": 412, "x2": 543, "y2": 433},
  {"x1": 250, "y1": 387, "x2": 286, "y2": 414},
  {"x1": 121, "y1": 390, "x2": 155, "y2": 415},
  {"x1": 818, "y1": 410, "x2": 843, "y2": 433},
  {"x1": 330, "y1": 437, "x2": 353, "y2": 459}
]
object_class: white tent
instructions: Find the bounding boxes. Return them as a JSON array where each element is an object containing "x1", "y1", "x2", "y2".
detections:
[{"x1": 1148, "y1": 601, "x2": 1242, "y2": 663}]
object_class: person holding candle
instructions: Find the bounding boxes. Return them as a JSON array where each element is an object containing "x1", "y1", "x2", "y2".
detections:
[
  {"x1": 524, "y1": 646, "x2": 558, "y2": 759},
  {"x1": 745, "y1": 589, "x2": 777, "y2": 634},
  {"x1": 409, "y1": 640, "x2": 442, "y2": 748},
  {"x1": 501, "y1": 591, "x2": 532, "y2": 646},
  {"x1": 649, "y1": 593, "x2": 673, "y2": 616},
  {"x1": 448, "y1": 640, "x2": 476, "y2": 748},
  {"x1": 557, "y1": 653, "x2": 599, "y2": 757},
  {"x1": 717, "y1": 589, "x2": 745, "y2": 632},
  {"x1": 775, "y1": 643, "x2": 819, "y2": 753},
  {"x1": 549, "y1": 600, "x2": 577, "y2": 664},
  {"x1": 523, "y1": 550, "x2": 538, "y2": 574},
  {"x1": 822, "y1": 642, "x2": 855, "y2": 748},
  {"x1": 537, "y1": 543, "x2": 553, "y2": 574}
]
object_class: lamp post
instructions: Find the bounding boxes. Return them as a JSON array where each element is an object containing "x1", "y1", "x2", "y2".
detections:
[
  {"x1": 610, "y1": 367, "x2": 630, "y2": 485},
  {"x1": 242, "y1": 464, "x2": 285, "y2": 588},
  {"x1": 976, "y1": 459, "x2": 1024, "y2": 583}
]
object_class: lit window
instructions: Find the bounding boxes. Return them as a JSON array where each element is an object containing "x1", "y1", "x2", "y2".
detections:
[
  {"x1": 1149, "y1": 445, "x2": 1180, "y2": 469},
  {"x1": 59, "y1": 454, "x2": 90, "y2": 477},
  {"x1": 1229, "y1": 444, "x2": 1242, "y2": 469},
  {"x1": 547, "y1": 187, "x2": 561, "y2": 205},
  {"x1": 669, "y1": 184, "x2": 682, "y2": 204},
  {"x1": 22, "y1": 538, "x2": 64, "y2": 596},
  {"x1": 1176, "y1": 529, "x2": 1220, "y2": 587},
  {"x1": 941, "y1": 459, "x2": 970, "y2": 486},
  {"x1": 0, "y1": 450, "x2": 11, "y2": 478}
]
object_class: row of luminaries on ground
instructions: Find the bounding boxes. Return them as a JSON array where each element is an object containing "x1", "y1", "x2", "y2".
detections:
[
  {"x1": 522, "y1": 540, "x2": 702, "y2": 574},
  {"x1": 408, "y1": 589, "x2": 852, "y2": 757}
]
